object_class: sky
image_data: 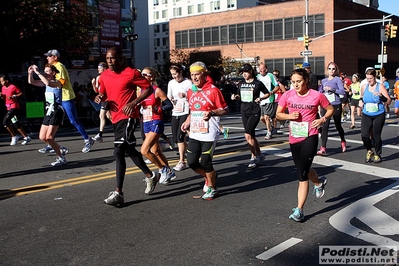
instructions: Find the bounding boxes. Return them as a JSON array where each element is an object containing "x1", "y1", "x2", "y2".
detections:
[{"x1": 378, "y1": 0, "x2": 398, "y2": 14}]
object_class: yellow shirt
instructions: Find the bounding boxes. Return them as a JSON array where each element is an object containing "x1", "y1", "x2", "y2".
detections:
[{"x1": 54, "y1": 61, "x2": 75, "y2": 101}]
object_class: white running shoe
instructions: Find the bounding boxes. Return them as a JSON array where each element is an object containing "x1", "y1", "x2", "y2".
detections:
[
  {"x1": 39, "y1": 145, "x2": 52, "y2": 153},
  {"x1": 82, "y1": 138, "x2": 95, "y2": 153},
  {"x1": 104, "y1": 191, "x2": 124, "y2": 205},
  {"x1": 21, "y1": 136, "x2": 32, "y2": 145},
  {"x1": 10, "y1": 136, "x2": 19, "y2": 146},
  {"x1": 93, "y1": 133, "x2": 103, "y2": 143},
  {"x1": 144, "y1": 172, "x2": 159, "y2": 195},
  {"x1": 173, "y1": 161, "x2": 187, "y2": 171},
  {"x1": 51, "y1": 156, "x2": 67, "y2": 166}
]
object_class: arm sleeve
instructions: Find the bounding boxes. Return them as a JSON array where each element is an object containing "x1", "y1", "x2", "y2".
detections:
[{"x1": 161, "y1": 98, "x2": 173, "y2": 111}]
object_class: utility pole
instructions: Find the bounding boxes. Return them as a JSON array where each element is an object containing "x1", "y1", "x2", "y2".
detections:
[
  {"x1": 130, "y1": 0, "x2": 135, "y2": 67},
  {"x1": 304, "y1": 0, "x2": 309, "y2": 63}
]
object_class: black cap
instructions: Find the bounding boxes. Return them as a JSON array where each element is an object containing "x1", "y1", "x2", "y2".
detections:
[{"x1": 239, "y1": 63, "x2": 253, "y2": 72}]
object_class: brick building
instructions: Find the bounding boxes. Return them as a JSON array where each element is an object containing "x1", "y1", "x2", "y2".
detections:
[{"x1": 169, "y1": 0, "x2": 399, "y2": 79}]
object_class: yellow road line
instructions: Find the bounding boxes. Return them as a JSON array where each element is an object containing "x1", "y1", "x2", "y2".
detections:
[{"x1": 0, "y1": 141, "x2": 288, "y2": 199}]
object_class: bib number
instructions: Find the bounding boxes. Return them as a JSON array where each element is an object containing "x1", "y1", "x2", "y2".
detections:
[
  {"x1": 365, "y1": 103, "x2": 378, "y2": 113},
  {"x1": 325, "y1": 93, "x2": 335, "y2": 103},
  {"x1": 190, "y1": 111, "x2": 209, "y2": 133},
  {"x1": 290, "y1": 121, "x2": 309, "y2": 138},
  {"x1": 240, "y1": 90, "x2": 253, "y2": 102}
]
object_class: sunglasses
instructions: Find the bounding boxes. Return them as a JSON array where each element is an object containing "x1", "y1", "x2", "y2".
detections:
[
  {"x1": 142, "y1": 73, "x2": 152, "y2": 77},
  {"x1": 328, "y1": 67, "x2": 336, "y2": 70}
]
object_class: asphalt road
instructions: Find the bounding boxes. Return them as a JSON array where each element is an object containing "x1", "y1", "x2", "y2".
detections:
[{"x1": 1, "y1": 112, "x2": 399, "y2": 266}]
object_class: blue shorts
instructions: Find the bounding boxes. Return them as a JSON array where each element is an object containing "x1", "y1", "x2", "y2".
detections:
[
  {"x1": 395, "y1": 99, "x2": 399, "y2": 109},
  {"x1": 143, "y1": 120, "x2": 164, "y2": 135}
]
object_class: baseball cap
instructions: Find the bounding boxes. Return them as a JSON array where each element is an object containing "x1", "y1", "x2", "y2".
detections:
[
  {"x1": 239, "y1": 63, "x2": 253, "y2": 72},
  {"x1": 302, "y1": 62, "x2": 311, "y2": 68},
  {"x1": 44, "y1": 49, "x2": 60, "y2": 57},
  {"x1": 340, "y1": 72, "x2": 346, "y2": 77}
]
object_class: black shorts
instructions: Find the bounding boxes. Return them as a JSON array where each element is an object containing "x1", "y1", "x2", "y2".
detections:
[
  {"x1": 42, "y1": 107, "x2": 65, "y2": 126},
  {"x1": 113, "y1": 118, "x2": 138, "y2": 147}
]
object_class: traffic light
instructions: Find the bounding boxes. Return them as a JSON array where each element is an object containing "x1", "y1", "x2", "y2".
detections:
[
  {"x1": 125, "y1": 34, "x2": 138, "y2": 41},
  {"x1": 390, "y1": 24, "x2": 397, "y2": 38},
  {"x1": 303, "y1": 35, "x2": 309, "y2": 48},
  {"x1": 384, "y1": 24, "x2": 390, "y2": 39}
]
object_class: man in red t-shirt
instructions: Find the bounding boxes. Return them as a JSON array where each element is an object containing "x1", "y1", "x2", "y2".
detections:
[{"x1": 95, "y1": 47, "x2": 157, "y2": 206}]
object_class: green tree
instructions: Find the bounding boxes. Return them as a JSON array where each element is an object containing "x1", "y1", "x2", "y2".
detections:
[{"x1": 0, "y1": 0, "x2": 95, "y2": 73}]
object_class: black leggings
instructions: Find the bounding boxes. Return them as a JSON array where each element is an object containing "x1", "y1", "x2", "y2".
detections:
[
  {"x1": 290, "y1": 135, "x2": 318, "y2": 181},
  {"x1": 171, "y1": 115, "x2": 188, "y2": 143},
  {"x1": 186, "y1": 138, "x2": 215, "y2": 173},
  {"x1": 114, "y1": 144, "x2": 151, "y2": 190},
  {"x1": 361, "y1": 112, "x2": 385, "y2": 156},
  {"x1": 320, "y1": 104, "x2": 345, "y2": 147},
  {"x1": 3, "y1": 108, "x2": 22, "y2": 128}
]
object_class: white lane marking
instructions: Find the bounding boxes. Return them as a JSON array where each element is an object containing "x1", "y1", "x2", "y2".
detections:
[
  {"x1": 256, "y1": 237, "x2": 303, "y2": 261},
  {"x1": 263, "y1": 147, "x2": 399, "y2": 249},
  {"x1": 329, "y1": 180, "x2": 399, "y2": 247},
  {"x1": 356, "y1": 205, "x2": 399, "y2": 236}
]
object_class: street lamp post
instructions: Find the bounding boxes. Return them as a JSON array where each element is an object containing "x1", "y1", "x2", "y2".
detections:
[{"x1": 130, "y1": 0, "x2": 135, "y2": 67}]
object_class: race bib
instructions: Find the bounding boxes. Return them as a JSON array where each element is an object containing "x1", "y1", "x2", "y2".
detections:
[
  {"x1": 290, "y1": 121, "x2": 309, "y2": 138},
  {"x1": 240, "y1": 90, "x2": 253, "y2": 102},
  {"x1": 45, "y1": 92, "x2": 55, "y2": 104},
  {"x1": 325, "y1": 93, "x2": 336, "y2": 103},
  {"x1": 190, "y1": 111, "x2": 209, "y2": 133},
  {"x1": 174, "y1": 99, "x2": 185, "y2": 113},
  {"x1": 365, "y1": 103, "x2": 378, "y2": 113},
  {"x1": 142, "y1": 106, "x2": 153, "y2": 122}
]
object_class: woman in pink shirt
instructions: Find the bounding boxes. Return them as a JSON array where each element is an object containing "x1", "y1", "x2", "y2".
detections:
[{"x1": 276, "y1": 68, "x2": 334, "y2": 222}]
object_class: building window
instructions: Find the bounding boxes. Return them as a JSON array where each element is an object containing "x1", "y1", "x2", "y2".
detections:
[
  {"x1": 264, "y1": 20, "x2": 272, "y2": 40},
  {"x1": 162, "y1": 0, "x2": 168, "y2": 4},
  {"x1": 284, "y1": 18, "x2": 293, "y2": 39},
  {"x1": 153, "y1": 0, "x2": 159, "y2": 6},
  {"x1": 154, "y1": 38, "x2": 160, "y2": 47},
  {"x1": 204, "y1": 27, "x2": 211, "y2": 46},
  {"x1": 294, "y1": 17, "x2": 303, "y2": 38},
  {"x1": 255, "y1": 21, "x2": 263, "y2": 42},
  {"x1": 175, "y1": 31, "x2": 182, "y2": 48},
  {"x1": 154, "y1": 52, "x2": 161, "y2": 61},
  {"x1": 154, "y1": 24, "x2": 160, "y2": 33},
  {"x1": 189, "y1": 30, "x2": 196, "y2": 47},
  {"x1": 173, "y1": 7, "x2": 182, "y2": 17},
  {"x1": 313, "y1": 14, "x2": 325, "y2": 36},
  {"x1": 153, "y1": 11, "x2": 159, "y2": 20},
  {"x1": 173, "y1": 0, "x2": 181, "y2": 3},
  {"x1": 245, "y1": 22, "x2": 253, "y2": 42},
  {"x1": 163, "y1": 37, "x2": 169, "y2": 46},
  {"x1": 162, "y1": 10, "x2": 168, "y2": 19},
  {"x1": 227, "y1": 0, "x2": 235, "y2": 8},
  {"x1": 211, "y1": 27, "x2": 219, "y2": 45},
  {"x1": 198, "y1": 3, "x2": 204, "y2": 13},
  {"x1": 162, "y1": 23, "x2": 169, "y2": 32},
  {"x1": 221, "y1": 25, "x2": 228, "y2": 44},
  {"x1": 196, "y1": 28, "x2": 203, "y2": 46},
  {"x1": 229, "y1": 24, "x2": 236, "y2": 42},
  {"x1": 237, "y1": 23, "x2": 244, "y2": 43},
  {"x1": 188, "y1": 5, "x2": 194, "y2": 15},
  {"x1": 182, "y1": 31, "x2": 188, "y2": 48},
  {"x1": 163, "y1": 51, "x2": 169, "y2": 61},
  {"x1": 211, "y1": 1, "x2": 220, "y2": 10},
  {"x1": 273, "y1": 19, "x2": 283, "y2": 40},
  {"x1": 266, "y1": 57, "x2": 325, "y2": 77}
]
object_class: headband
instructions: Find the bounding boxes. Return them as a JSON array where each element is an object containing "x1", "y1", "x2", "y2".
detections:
[
  {"x1": 352, "y1": 74, "x2": 358, "y2": 78},
  {"x1": 190, "y1": 66, "x2": 206, "y2": 72}
]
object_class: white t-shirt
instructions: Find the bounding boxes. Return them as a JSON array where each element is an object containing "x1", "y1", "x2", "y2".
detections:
[
  {"x1": 257, "y1": 73, "x2": 276, "y2": 104},
  {"x1": 167, "y1": 78, "x2": 192, "y2": 116}
]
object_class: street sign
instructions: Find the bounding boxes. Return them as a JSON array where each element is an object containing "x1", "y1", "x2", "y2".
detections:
[
  {"x1": 377, "y1": 54, "x2": 387, "y2": 63},
  {"x1": 300, "y1": 50, "x2": 312, "y2": 56},
  {"x1": 374, "y1": 64, "x2": 381, "y2": 69}
]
